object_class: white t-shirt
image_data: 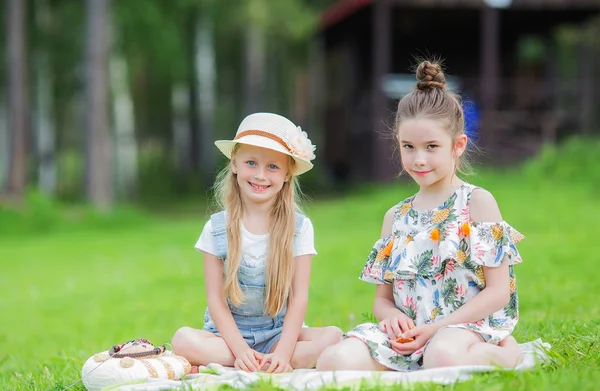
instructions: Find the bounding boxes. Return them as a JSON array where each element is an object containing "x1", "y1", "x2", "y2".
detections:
[{"x1": 195, "y1": 217, "x2": 317, "y2": 266}]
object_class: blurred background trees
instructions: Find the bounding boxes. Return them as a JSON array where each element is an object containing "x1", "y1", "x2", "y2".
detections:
[
  {"x1": 1, "y1": 0, "x2": 599, "y2": 210},
  {"x1": 1, "y1": 0, "x2": 336, "y2": 209}
]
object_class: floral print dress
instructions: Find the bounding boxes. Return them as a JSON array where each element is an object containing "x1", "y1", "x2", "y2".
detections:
[{"x1": 346, "y1": 183, "x2": 525, "y2": 371}]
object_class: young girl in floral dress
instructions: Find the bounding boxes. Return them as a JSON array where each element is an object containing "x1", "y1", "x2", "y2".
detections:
[{"x1": 316, "y1": 61, "x2": 525, "y2": 371}]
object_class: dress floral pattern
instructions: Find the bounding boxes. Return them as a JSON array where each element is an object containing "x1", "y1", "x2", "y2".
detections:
[{"x1": 346, "y1": 183, "x2": 524, "y2": 371}]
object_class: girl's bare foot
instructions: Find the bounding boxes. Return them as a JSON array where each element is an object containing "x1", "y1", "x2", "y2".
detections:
[{"x1": 499, "y1": 336, "x2": 523, "y2": 367}]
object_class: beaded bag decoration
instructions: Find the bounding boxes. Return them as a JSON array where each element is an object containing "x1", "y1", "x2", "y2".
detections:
[{"x1": 81, "y1": 338, "x2": 191, "y2": 391}]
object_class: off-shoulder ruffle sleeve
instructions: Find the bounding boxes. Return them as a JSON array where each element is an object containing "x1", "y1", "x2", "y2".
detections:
[
  {"x1": 359, "y1": 236, "x2": 398, "y2": 284},
  {"x1": 468, "y1": 221, "x2": 524, "y2": 267},
  {"x1": 358, "y1": 232, "x2": 430, "y2": 284}
]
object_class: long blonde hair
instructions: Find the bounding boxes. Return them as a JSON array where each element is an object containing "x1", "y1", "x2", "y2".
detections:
[{"x1": 213, "y1": 145, "x2": 302, "y2": 317}]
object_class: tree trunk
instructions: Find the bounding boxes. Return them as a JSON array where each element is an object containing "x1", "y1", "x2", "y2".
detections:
[
  {"x1": 172, "y1": 83, "x2": 191, "y2": 174},
  {"x1": 195, "y1": 13, "x2": 216, "y2": 185},
  {"x1": 110, "y1": 52, "x2": 137, "y2": 199},
  {"x1": 35, "y1": 0, "x2": 57, "y2": 195},
  {"x1": 5, "y1": 0, "x2": 29, "y2": 203},
  {"x1": 243, "y1": 24, "x2": 265, "y2": 115},
  {"x1": 265, "y1": 41, "x2": 280, "y2": 113},
  {"x1": 186, "y1": 12, "x2": 200, "y2": 173},
  {"x1": 85, "y1": 0, "x2": 112, "y2": 209}
]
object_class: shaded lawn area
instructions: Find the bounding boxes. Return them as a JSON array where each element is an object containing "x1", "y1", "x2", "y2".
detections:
[{"x1": 1, "y1": 171, "x2": 599, "y2": 390}]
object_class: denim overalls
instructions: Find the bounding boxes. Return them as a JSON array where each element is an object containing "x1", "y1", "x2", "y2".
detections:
[{"x1": 202, "y1": 211, "x2": 305, "y2": 354}]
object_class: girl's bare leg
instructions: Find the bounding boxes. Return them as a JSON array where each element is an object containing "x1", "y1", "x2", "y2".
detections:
[
  {"x1": 423, "y1": 328, "x2": 521, "y2": 369},
  {"x1": 268, "y1": 326, "x2": 343, "y2": 369},
  {"x1": 171, "y1": 326, "x2": 236, "y2": 366},
  {"x1": 315, "y1": 337, "x2": 390, "y2": 371}
]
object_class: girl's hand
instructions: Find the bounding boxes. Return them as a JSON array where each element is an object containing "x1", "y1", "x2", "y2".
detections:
[
  {"x1": 378, "y1": 313, "x2": 415, "y2": 341},
  {"x1": 390, "y1": 323, "x2": 439, "y2": 356},
  {"x1": 234, "y1": 348, "x2": 263, "y2": 372},
  {"x1": 258, "y1": 352, "x2": 293, "y2": 373}
]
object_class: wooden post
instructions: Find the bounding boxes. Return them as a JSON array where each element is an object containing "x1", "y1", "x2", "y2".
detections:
[
  {"x1": 0, "y1": 91, "x2": 7, "y2": 191},
  {"x1": 578, "y1": 42, "x2": 593, "y2": 134},
  {"x1": 6, "y1": 0, "x2": 29, "y2": 202},
  {"x1": 371, "y1": 0, "x2": 393, "y2": 181},
  {"x1": 541, "y1": 37, "x2": 558, "y2": 145}
]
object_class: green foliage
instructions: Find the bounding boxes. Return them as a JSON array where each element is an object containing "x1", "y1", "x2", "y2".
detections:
[
  {"x1": 243, "y1": 0, "x2": 315, "y2": 41},
  {"x1": 517, "y1": 35, "x2": 546, "y2": 62},
  {"x1": 362, "y1": 312, "x2": 378, "y2": 323},
  {"x1": 115, "y1": 0, "x2": 192, "y2": 80},
  {"x1": 55, "y1": 149, "x2": 85, "y2": 202},
  {"x1": 522, "y1": 137, "x2": 600, "y2": 190},
  {"x1": 136, "y1": 147, "x2": 212, "y2": 204},
  {"x1": 0, "y1": 189, "x2": 62, "y2": 235},
  {"x1": 0, "y1": 189, "x2": 150, "y2": 237}
]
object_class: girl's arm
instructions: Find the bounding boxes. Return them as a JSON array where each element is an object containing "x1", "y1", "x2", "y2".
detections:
[
  {"x1": 373, "y1": 284, "x2": 405, "y2": 321},
  {"x1": 203, "y1": 252, "x2": 261, "y2": 370},
  {"x1": 433, "y1": 188, "x2": 511, "y2": 327},
  {"x1": 374, "y1": 206, "x2": 415, "y2": 338},
  {"x1": 374, "y1": 205, "x2": 401, "y2": 320},
  {"x1": 272, "y1": 254, "x2": 312, "y2": 361}
]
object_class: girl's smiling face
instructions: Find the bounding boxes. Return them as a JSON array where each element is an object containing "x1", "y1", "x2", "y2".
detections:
[
  {"x1": 398, "y1": 118, "x2": 467, "y2": 189},
  {"x1": 231, "y1": 144, "x2": 291, "y2": 207}
]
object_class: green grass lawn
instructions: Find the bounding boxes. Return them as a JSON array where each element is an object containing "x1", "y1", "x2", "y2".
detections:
[{"x1": 1, "y1": 170, "x2": 599, "y2": 390}]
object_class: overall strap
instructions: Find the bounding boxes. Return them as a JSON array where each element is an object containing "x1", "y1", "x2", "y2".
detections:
[
  {"x1": 294, "y1": 212, "x2": 306, "y2": 237},
  {"x1": 210, "y1": 211, "x2": 228, "y2": 260},
  {"x1": 211, "y1": 211, "x2": 306, "y2": 260}
]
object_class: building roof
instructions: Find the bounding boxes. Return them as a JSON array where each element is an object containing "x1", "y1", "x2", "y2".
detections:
[
  {"x1": 320, "y1": 0, "x2": 600, "y2": 29},
  {"x1": 320, "y1": 0, "x2": 373, "y2": 29}
]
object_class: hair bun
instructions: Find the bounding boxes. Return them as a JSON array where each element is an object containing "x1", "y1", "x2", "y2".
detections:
[{"x1": 416, "y1": 61, "x2": 446, "y2": 91}]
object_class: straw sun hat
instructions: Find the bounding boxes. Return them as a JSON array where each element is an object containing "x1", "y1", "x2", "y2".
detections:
[{"x1": 214, "y1": 113, "x2": 316, "y2": 176}]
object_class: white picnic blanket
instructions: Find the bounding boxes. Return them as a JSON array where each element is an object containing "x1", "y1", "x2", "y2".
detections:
[{"x1": 103, "y1": 339, "x2": 550, "y2": 391}]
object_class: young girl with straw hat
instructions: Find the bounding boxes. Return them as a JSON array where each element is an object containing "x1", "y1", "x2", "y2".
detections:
[{"x1": 172, "y1": 113, "x2": 342, "y2": 373}]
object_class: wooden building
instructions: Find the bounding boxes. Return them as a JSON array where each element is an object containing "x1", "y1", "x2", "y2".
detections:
[{"x1": 312, "y1": 0, "x2": 600, "y2": 182}]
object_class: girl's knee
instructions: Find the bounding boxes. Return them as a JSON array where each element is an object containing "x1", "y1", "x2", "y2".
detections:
[
  {"x1": 316, "y1": 338, "x2": 372, "y2": 371},
  {"x1": 319, "y1": 326, "x2": 344, "y2": 348},
  {"x1": 423, "y1": 328, "x2": 483, "y2": 369},
  {"x1": 171, "y1": 326, "x2": 196, "y2": 355},
  {"x1": 315, "y1": 343, "x2": 345, "y2": 371},
  {"x1": 423, "y1": 340, "x2": 464, "y2": 369}
]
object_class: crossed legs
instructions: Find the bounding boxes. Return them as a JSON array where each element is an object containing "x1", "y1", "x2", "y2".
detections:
[
  {"x1": 423, "y1": 328, "x2": 522, "y2": 369},
  {"x1": 171, "y1": 325, "x2": 343, "y2": 369},
  {"x1": 316, "y1": 328, "x2": 522, "y2": 371},
  {"x1": 316, "y1": 338, "x2": 390, "y2": 371}
]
